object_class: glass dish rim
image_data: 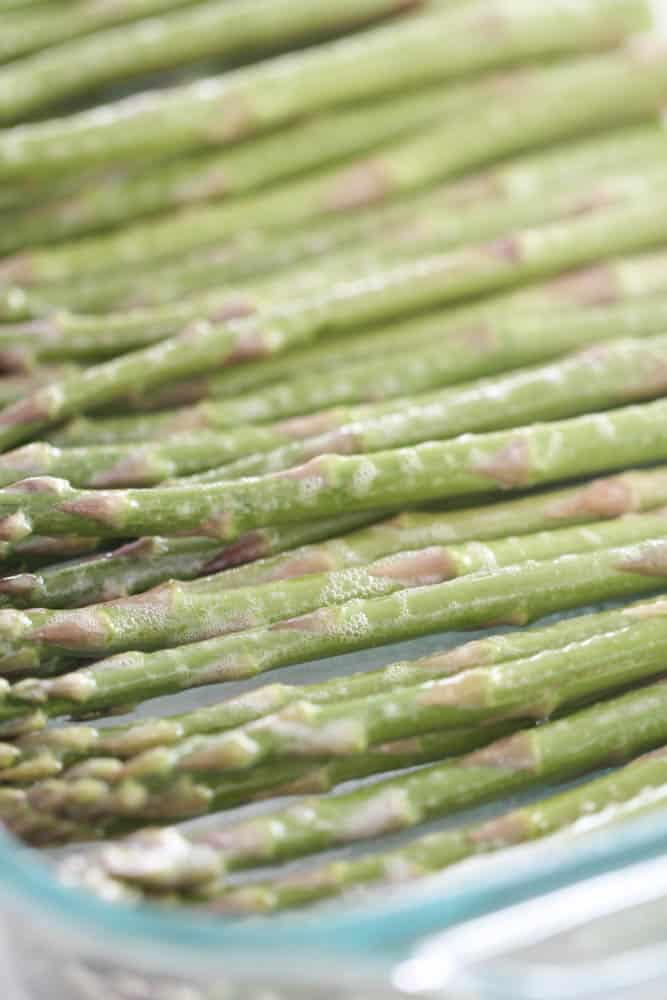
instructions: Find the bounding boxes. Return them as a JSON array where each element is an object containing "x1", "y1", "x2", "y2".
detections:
[{"x1": 2, "y1": 804, "x2": 667, "y2": 966}]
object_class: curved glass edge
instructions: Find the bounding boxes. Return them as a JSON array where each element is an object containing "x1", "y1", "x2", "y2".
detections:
[{"x1": 1, "y1": 805, "x2": 667, "y2": 969}]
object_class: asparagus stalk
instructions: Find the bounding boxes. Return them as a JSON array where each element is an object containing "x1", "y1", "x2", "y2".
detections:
[
  {"x1": 52, "y1": 249, "x2": 667, "y2": 446},
  {"x1": 95, "y1": 680, "x2": 667, "y2": 880},
  {"x1": 5, "y1": 538, "x2": 667, "y2": 725},
  {"x1": 0, "y1": 0, "x2": 208, "y2": 65},
  {"x1": 8, "y1": 46, "x2": 667, "y2": 286},
  {"x1": 8, "y1": 332, "x2": 667, "y2": 488},
  {"x1": 181, "y1": 333, "x2": 667, "y2": 485},
  {"x1": 30, "y1": 135, "x2": 667, "y2": 321},
  {"x1": 0, "y1": 514, "x2": 384, "y2": 611},
  {"x1": 4, "y1": 510, "x2": 667, "y2": 670},
  {"x1": 156, "y1": 613, "x2": 667, "y2": 778},
  {"x1": 10, "y1": 725, "x2": 520, "y2": 844},
  {"x1": 199, "y1": 746, "x2": 667, "y2": 913},
  {"x1": 9, "y1": 117, "x2": 666, "y2": 256},
  {"x1": 8, "y1": 397, "x2": 667, "y2": 543},
  {"x1": 0, "y1": 0, "x2": 648, "y2": 182},
  {"x1": 0, "y1": 409, "x2": 369, "y2": 486},
  {"x1": 6, "y1": 465, "x2": 665, "y2": 612},
  {"x1": 7, "y1": 189, "x2": 667, "y2": 452},
  {"x1": 0, "y1": 367, "x2": 80, "y2": 407},
  {"x1": 5, "y1": 598, "x2": 664, "y2": 784},
  {"x1": 7, "y1": 166, "x2": 667, "y2": 372},
  {"x1": 151, "y1": 245, "x2": 667, "y2": 403},
  {"x1": 0, "y1": 0, "x2": 424, "y2": 124},
  {"x1": 0, "y1": 85, "x2": 452, "y2": 252}
]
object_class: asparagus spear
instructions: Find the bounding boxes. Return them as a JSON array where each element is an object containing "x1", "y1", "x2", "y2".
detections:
[
  {"x1": 5, "y1": 510, "x2": 667, "y2": 670},
  {"x1": 197, "y1": 746, "x2": 667, "y2": 912},
  {"x1": 8, "y1": 397, "x2": 667, "y2": 543},
  {"x1": 8, "y1": 46, "x2": 667, "y2": 286},
  {"x1": 28, "y1": 136, "x2": 667, "y2": 321},
  {"x1": 0, "y1": 0, "x2": 425, "y2": 124},
  {"x1": 0, "y1": 0, "x2": 648, "y2": 181},
  {"x1": 7, "y1": 189, "x2": 667, "y2": 452},
  {"x1": 0, "y1": 367, "x2": 80, "y2": 407},
  {"x1": 0, "y1": 85, "x2": 454, "y2": 252},
  {"x1": 10, "y1": 725, "x2": 520, "y2": 844},
  {"x1": 11, "y1": 160, "x2": 667, "y2": 371},
  {"x1": 0, "y1": 409, "x2": 369, "y2": 485},
  {"x1": 0, "y1": 0, "x2": 210, "y2": 65},
  {"x1": 95, "y1": 680, "x2": 667, "y2": 881},
  {"x1": 182, "y1": 333, "x2": 667, "y2": 485},
  {"x1": 6, "y1": 465, "x2": 665, "y2": 611},
  {"x1": 5, "y1": 537, "x2": 667, "y2": 725},
  {"x1": 0, "y1": 514, "x2": 384, "y2": 610},
  {"x1": 157, "y1": 613, "x2": 667, "y2": 777},
  {"x1": 7, "y1": 165, "x2": 667, "y2": 372},
  {"x1": 51, "y1": 249, "x2": 667, "y2": 446},
  {"x1": 6, "y1": 535, "x2": 102, "y2": 568},
  {"x1": 9, "y1": 117, "x2": 666, "y2": 255},
  {"x1": 8, "y1": 332, "x2": 667, "y2": 488},
  {"x1": 7, "y1": 598, "x2": 663, "y2": 783},
  {"x1": 154, "y1": 245, "x2": 667, "y2": 400}
]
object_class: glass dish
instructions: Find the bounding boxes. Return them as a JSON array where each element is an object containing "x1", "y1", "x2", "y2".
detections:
[{"x1": 1, "y1": 624, "x2": 667, "y2": 1000}]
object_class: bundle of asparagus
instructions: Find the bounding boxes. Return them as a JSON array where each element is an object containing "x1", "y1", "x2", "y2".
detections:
[{"x1": 4, "y1": 0, "x2": 667, "y2": 919}]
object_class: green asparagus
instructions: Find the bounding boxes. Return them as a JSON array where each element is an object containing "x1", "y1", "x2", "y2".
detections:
[
  {"x1": 8, "y1": 118, "x2": 666, "y2": 254},
  {"x1": 201, "y1": 746, "x2": 667, "y2": 912},
  {"x1": 4, "y1": 509, "x2": 667, "y2": 671},
  {"x1": 0, "y1": 0, "x2": 424, "y2": 124},
  {"x1": 0, "y1": 0, "x2": 207, "y2": 64},
  {"x1": 96, "y1": 679, "x2": 667, "y2": 879},
  {"x1": 0, "y1": 514, "x2": 385, "y2": 610},
  {"x1": 7, "y1": 597, "x2": 664, "y2": 783},
  {"x1": 9, "y1": 725, "x2": 519, "y2": 844},
  {"x1": 5, "y1": 537, "x2": 667, "y2": 725},
  {"x1": 50, "y1": 250, "x2": 667, "y2": 446},
  {"x1": 7, "y1": 166, "x2": 667, "y2": 372},
  {"x1": 156, "y1": 613, "x2": 667, "y2": 776},
  {"x1": 7, "y1": 45, "x2": 667, "y2": 284},
  {"x1": 5, "y1": 332, "x2": 667, "y2": 488},
  {"x1": 6, "y1": 190, "x2": 667, "y2": 451},
  {"x1": 7, "y1": 398, "x2": 667, "y2": 542},
  {"x1": 0, "y1": 0, "x2": 648, "y2": 181}
]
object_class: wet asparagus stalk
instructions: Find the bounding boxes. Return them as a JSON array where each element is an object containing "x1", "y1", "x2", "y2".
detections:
[
  {"x1": 23, "y1": 140, "x2": 667, "y2": 321},
  {"x1": 5, "y1": 115, "x2": 667, "y2": 291},
  {"x1": 144, "y1": 611, "x2": 667, "y2": 778},
  {"x1": 0, "y1": 0, "x2": 648, "y2": 181},
  {"x1": 4, "y1": 537, "x2": 667, "y2": 726},
  {"x1": 8, "y1": 116, "x2": 666, "y2": 255},
  {"x1": 7, "y1": 398, "x2": 667, "y2": 542},
  {"x1": 3, "y1": 510, "x2": 667, "y2": 672},
  {"x1": 92, "y1": 680, "x2": 667, "y2": 882},
  {"x1": 0, "y1": 0, "x2": 424, "y2": 124},
  {"x1": 0, "y1": 367, "x2": 80, "y2": 408},
  {"x1": 7, "y1": 43, "x2": 667, "y2": 286},
  {"x1": 4, "y1": 466, "x2": 666, "y2": 611},
  {"x1": 51, "y1": 249, "x2": 667, "y2": 446},
  {"x1": 6, "y1": 332, "x2": 667, "y2": 488},
  {"x1": 6, "y1": 167, "x2": 667, "y2": 372},
  {"x1": 194, "y1": 746, "x2": 667, "y2": 913},
  {"x1": 0, "y1": 84, "x2": 451, "y2": 252},
  {"x1": 6, "y1": 190, "x2": 667, "y2": 452},
  {"x1": 0, "y1": 514, "x2": 384, "y2": 610},
  {"x1": 0, "y1": 409, "x2": 367, "y2": 485},
  {"x1": 9, "y1": 725, "x2": 519, "y2": 845},
  {"x1": 0, "y1": 0, "x2": 211, "y2": 65},
  {"x1": 181, "y1": 333, "x2": 667, "y2": 485},
  {"x1": 6, "y1": 597, "x2": 662, "y2": 783},
  {"x1": 5, "y1": 535, "x2": 102, "y2": 569}
]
